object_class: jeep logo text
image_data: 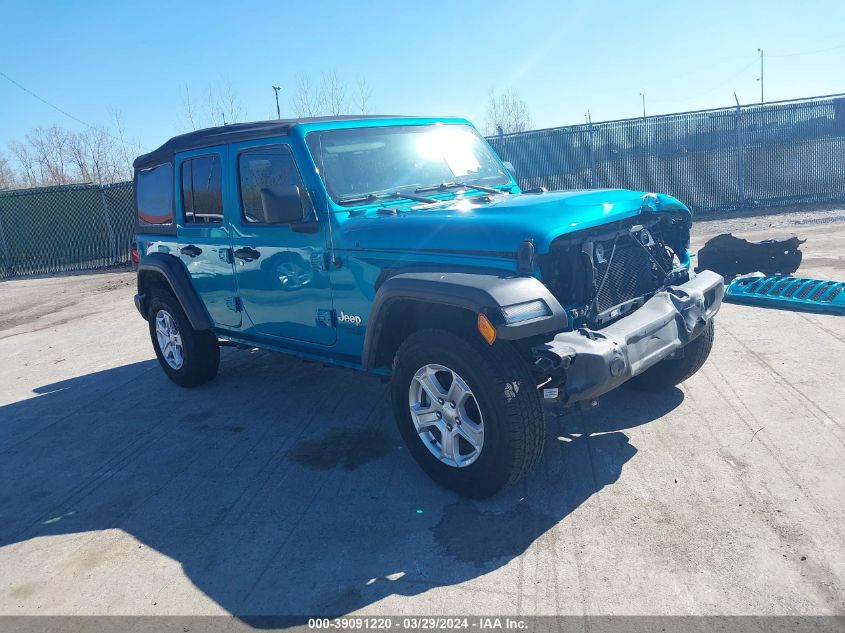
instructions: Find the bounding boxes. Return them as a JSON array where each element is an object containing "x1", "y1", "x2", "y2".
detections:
[{"x1": 338, "y1": 311, "x2": 362, "y2": 326}]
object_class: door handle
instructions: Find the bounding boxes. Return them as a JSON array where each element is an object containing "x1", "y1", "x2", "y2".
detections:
[
  {"x1": 180, "y1": 244, "x2": 203, "y2": 258},
  {"x1": 233, "y1": 247, "x2": 261, "y2": 262}
]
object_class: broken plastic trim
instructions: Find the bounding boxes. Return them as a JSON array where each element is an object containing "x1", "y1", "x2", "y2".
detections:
[
  {"x1": 696, "y1": 233, "x2": 805, "y2": 279},
  {"x1": 724, "y1": 275, "x2": 845, "y2": 315}
]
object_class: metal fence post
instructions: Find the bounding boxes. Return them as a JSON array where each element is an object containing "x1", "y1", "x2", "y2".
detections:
[
  {"x1": 99, "y1": 185, "x2": 119, "y2": 265},
  {"x1": 588, "y1": 121, "x2": 597, "y2": 188},
  {"x1": 735, "y1": 102, "x2": 746, "y2": 207},
  {"x1": 0, "y1": 209, "x2": 11, "y2": 277}
]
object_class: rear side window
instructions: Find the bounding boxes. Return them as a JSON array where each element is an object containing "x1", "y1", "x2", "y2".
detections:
[
  {"x1": 181, "y1": 155, "x2": 223, "y2": 224},
  {"x1": 136, "y1": 163, "x2": 173, "y2": 226},
  {"x1": 239, "y1": 146, "x2": 305, "y2": 223}
]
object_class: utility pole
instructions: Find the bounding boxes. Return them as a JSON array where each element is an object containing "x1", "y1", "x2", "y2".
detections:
[
  {"x1": 222, "y1": 112, "x2": 227, "y2": 126},
  {"x1": 756, "y1": 48, "x2": 764, "y2": 103},
  {"x1": 639, "y1": 92, "x2": 646, "y2": 118},
  {"x1": 273, "y1": 85, "x2": 281, "y2": 119}
]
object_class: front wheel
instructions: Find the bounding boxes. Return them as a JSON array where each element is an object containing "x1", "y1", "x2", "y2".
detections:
[
  {"x1": 391, "y1": 329, "x2": 545, "y2": 498},
  {"x1": 628, "y1": 319, "x2": 715, "y2": 391}
]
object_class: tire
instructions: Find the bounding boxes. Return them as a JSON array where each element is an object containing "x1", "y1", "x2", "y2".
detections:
[
  {"x1": 391, "y1": 328, "x2": 544, "y2": 498},
  {"x1": 147, "y1": 290, "x2": 220, "y2": 388},
  {"x1": 628, "y1": 319, "x2": 715, "y2": 391}
]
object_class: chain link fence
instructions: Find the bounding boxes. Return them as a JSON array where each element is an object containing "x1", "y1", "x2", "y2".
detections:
[
  {"x1": 0, "y1": 182, "x2": 134, "y2": 278},
  {"x1": 488, "y1": 93, "x2": 845, "y2": 213},
  {"x1": 1, "y1": 94, "x2": 844, "y2": 279}
]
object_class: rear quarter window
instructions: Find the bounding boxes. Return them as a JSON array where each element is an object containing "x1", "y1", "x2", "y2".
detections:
[
  {"x1": 136, "y1": 163, "x2": 174, "y2": 230},
  {"x1": 181, "y1": 155, "x2": 223, "y2": 224}
]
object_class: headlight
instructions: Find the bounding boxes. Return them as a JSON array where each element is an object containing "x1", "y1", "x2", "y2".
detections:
[{"x1": 501, "y1": 300, "x2": 551, "y2": 324}]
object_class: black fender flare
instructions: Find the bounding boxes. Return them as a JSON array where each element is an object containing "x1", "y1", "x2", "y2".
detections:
[
  {"x1": 135, "y1": 252, "x2": 213, "y2": 330},
  {"x1": 361, "y1": 271, "x2": 568, "y2": 370}
]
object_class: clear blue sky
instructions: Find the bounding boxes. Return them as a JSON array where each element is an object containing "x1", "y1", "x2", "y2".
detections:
[{"x1": 1, "y1": 0, "x2": 844, "y2": 151}]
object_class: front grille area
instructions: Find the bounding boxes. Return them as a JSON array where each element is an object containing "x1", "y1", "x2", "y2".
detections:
[
  {"x1": 538, "y1": 214, "x2": 690, "y2": 329},
  {"x1": 593, "y1": 241, "x2": 658, "y2": 314},
  {"x1": 539, "y1": 226, "x2": 672, "y2": 328}
]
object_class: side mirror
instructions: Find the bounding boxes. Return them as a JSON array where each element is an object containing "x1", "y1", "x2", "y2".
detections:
[
  {"x1": 502, "y1": 160, "x2": 517, "y2": 180},
  {"x1": 260, "y1": 185, "x2": 307, "y2": 225}
]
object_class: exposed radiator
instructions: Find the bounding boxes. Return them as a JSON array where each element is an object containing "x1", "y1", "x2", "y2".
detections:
[{"x1": 593, "y1": 240, "x2": 658, "y2": 314}]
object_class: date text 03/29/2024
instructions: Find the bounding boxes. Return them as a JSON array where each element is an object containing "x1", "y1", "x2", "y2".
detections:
[{"x1": 307, "y1": 617, "x2": 528, "y2": 630}]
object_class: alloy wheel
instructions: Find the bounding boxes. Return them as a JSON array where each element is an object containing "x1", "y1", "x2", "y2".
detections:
[
  {"x1": 155, "y1": 309, "x2": 184, "y2": 370},
  {"x1": 408, "y1": 363, "x2": 485, "y2": 467}
]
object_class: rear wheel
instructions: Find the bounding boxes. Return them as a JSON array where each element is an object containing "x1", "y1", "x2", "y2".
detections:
[
  {"x1": 391, "y1": 329, "x2": 544, "y2": 498},
  {"x1": 628, "y1": 319, "x2": 715, "y2": 391},
  {"x1": 148, "y1": 291, "x2": 220, "y2": 388}
]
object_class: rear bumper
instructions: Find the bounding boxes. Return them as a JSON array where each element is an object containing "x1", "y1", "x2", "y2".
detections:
[{"x1": 532, "y1": 269, "x2": 724, "y2": 403}]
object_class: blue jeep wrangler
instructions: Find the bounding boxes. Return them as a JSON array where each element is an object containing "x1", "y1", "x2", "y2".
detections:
[{"x1": 133, "y1": 116, "x2": 723, "y2": 497}]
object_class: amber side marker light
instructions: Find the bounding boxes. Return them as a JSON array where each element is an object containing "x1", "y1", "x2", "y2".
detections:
[{"x1": 477, "y1": 313, "x2": 497, "y2": 345}]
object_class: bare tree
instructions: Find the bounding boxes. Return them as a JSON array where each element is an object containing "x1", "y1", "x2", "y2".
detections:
[
  {"x1": 181, "y1": 83, "x2": 201, "y2": 131},
  {"x1": 67, "y1": 132, "x2": 93, "y2": 183},
  {"x1": 26, "y1": 126, "x2": 76, "y2": 185},
  {"x1": 110, "y1": 109, "x2": 140, "y2": 180},
  {"x1": 181, "y1": 78, "x2": 247, "y2": 130},
  {"x1": 8, "y1": 141, "x2": 38, "y2": 188},
  {"x1": 5, "y1": 122, "x2": 134, "y2": 188},
  {"x1": 484, "y1": 89, "x2": 534, "y2": 136},
  {"x1": 290, "y1": 73, "x2": 324, "y2": 117},
  {"x1": 76, "y1": 127, "x2": 126, "y2": 185},
  {"x1": 355, "y1": 77, "x2": 373, "y2": 115},
  {"x1": 321, "y1": 71, "x2": 348, "y2": 116},
  {"x1": 0, "y1": 152, "x2": 16, "y2": 190},
  {"x1": 290, "y1": 71, "x2": 375, "y2": 117},
  {"x1": 209, "y1": 77, "x2": 245, "y2": 126}
]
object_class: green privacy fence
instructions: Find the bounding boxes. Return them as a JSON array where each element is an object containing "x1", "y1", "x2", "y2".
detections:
[
  {"x1": 0, "y1": 181, "x2": 134, "y2": 278},
  {"x1": 487, "y1": 93, "x2": 845, "y2": 213},
  {"x1": 1, "y1": 94, "x2": 844, "y2": 278}
]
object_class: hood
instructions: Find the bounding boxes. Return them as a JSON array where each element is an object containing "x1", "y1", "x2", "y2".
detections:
[{"x1": 336, "y1": 189, "x2": 691, "y2": 255}]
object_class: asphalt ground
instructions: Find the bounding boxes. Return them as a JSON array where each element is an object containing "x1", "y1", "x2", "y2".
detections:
[{"x1": 0, "y1": 210, "x2": 842, "y2": 620}]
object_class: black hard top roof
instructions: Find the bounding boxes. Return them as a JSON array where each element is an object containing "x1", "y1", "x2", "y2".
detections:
[{"x1": 133, "y1": 115, "x2": 420, "y2": 170}]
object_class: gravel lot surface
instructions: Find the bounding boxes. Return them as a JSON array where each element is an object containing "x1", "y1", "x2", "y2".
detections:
[{"x1": 0, "y1": 209, "x2": 843, "y2": 619}]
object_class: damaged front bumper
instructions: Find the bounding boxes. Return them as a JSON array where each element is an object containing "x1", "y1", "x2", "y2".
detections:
[{"x1": 532, "y1": 270, "x2": 724, "y2": 404}]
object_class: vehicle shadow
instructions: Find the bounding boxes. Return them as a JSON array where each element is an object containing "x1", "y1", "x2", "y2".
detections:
[{"x1": 0, "y1": 350, "x2": 684, "y2": 620}]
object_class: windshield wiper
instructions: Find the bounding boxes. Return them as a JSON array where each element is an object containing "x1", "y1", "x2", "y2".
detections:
[
  {"x1": 339, "y1": 190, "x2": 438, "y2": 205},
  {"x1": 415, "y1": 181, "x2": 504, "y2": 195}
]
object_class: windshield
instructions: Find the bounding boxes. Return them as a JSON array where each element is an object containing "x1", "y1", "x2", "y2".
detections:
[{"x1": 305, "y1": 124, "x2": 511, "y2": 205}]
